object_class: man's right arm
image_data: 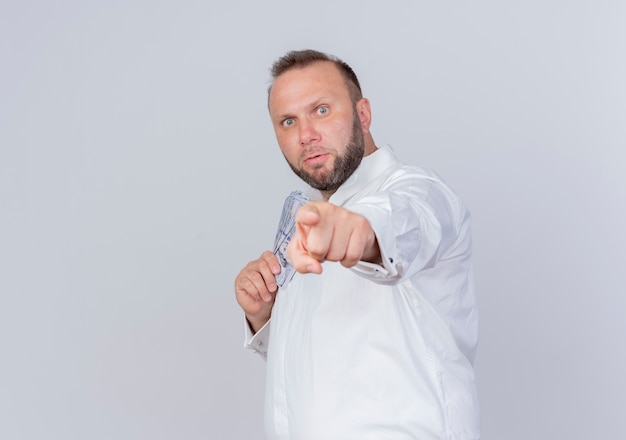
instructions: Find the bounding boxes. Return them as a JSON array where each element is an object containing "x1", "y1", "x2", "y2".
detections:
[{"x1": 234, "y1": 250, "x2": 280, "y2": 333}]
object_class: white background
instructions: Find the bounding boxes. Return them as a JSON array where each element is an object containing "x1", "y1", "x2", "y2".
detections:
[{"x1": 1, "y1": 1, "x2": 624, "y2": 439}]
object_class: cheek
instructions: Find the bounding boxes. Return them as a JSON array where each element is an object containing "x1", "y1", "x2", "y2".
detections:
[
  {"x1": 276, "y1": 127, "x2": 299, "y2": 146},
  {"x1": 277, "y1": 139, "x2": 300, "y2": 163},
  {"x1": 277, "y1": 127, "x2": 306, "y2": 152},
  {"x1": 327, "y1": 118, "x2": 353, "y2": 145}
]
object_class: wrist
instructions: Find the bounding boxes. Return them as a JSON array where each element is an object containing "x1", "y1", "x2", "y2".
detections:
[
  {"x1": 246, "y1": 313, "x2": 271, "y2": 334},
  {"x1": 363, "y1": 235, "x2": 382, "y2": 265}
]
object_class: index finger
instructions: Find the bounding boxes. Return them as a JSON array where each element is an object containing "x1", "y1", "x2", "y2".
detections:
[
  {"x1": 296, "y1": 202, "x2": 321, "y2": 227},
  {"x1": 260, "y1": 250, "x2": 281, "y2": 275}
]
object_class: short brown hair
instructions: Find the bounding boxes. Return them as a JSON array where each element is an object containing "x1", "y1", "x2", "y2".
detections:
[{"x1": 269, "y1": 49, "x2": 363, "y2": 103}]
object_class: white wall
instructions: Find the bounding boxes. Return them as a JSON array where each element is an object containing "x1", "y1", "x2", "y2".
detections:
[{"x1": 1, "y1": 1, "x2": 624, "y2": 439}]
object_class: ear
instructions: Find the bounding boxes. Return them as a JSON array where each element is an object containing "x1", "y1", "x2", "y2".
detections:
[{"x1": 355, "y1": 98, "x2": 372, "y2": 133}]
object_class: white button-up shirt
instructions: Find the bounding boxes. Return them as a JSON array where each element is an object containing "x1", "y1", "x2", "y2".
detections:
[{"x1": 245, "y1": 145, "x2": 479, "y2": 439}]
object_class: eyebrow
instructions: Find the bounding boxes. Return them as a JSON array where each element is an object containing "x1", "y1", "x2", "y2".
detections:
[{"x1": 274, "y1": 97, "x2": 332, "y2": 121}]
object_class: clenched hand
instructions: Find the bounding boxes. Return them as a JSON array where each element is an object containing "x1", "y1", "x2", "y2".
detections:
[
  {"x1": 287, "y1": 201, "x2": 380, "y2": 274},
  {"x1": 235, "y1": 251, "x2": 280, "y2": 333}
]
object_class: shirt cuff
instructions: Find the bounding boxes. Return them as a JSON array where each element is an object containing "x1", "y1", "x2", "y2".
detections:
[
  {"x1": 347, "y1": 204, "x2": 401, "y2": 280},
  {"x1": 351, "y1": 259, "x2": 403, "y2": 285},
  {"x1": 243, "y1": 317, "x2": 270, "y2": 359}
]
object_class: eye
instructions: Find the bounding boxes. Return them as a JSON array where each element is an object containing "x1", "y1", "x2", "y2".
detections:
[
  {"x1": 282, "y1": 118, "x2": 295, "y2": 127},
  {"x1": 316, "y1": 106, "x2": 329, "y2": 116}
]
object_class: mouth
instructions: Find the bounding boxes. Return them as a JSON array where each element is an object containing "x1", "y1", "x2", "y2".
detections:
[{"x1": 303, "y1": 153, "x2": 329, "y2": 167}]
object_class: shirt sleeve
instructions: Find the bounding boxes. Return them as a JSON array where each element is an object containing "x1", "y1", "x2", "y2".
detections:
[
  {"x1": 243, "y1": 317, "x2": 270, "y2": 360},
  {"x1": 348, "y1": 170, "x2": 467, "y2": 285}
]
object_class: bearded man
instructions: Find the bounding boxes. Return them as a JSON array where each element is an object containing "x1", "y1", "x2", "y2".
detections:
[{"x1": 235, "y1": 49, "x2": 480, "y2": 440}]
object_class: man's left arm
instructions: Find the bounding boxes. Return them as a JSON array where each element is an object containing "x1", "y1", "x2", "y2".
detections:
[{"x1": 288, "y1": 180, "x2": 467, "y2": 283}]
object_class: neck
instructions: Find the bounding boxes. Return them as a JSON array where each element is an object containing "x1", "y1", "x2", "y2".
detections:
[{"x1": 364, "y1": 133, "x2": 378, "y2": 156}]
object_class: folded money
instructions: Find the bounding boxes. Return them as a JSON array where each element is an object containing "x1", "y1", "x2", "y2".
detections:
[{"x1": 273, "y1": 190, "x2": 308, "y2": 288}]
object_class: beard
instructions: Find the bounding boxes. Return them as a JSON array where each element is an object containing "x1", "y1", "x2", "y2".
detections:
[{"x1": 285, "y1": 109, "x2": 365, "y2": 192}]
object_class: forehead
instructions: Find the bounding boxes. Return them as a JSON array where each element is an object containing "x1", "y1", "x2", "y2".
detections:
[{"x1": 269, "y1": 61, "x2": 351, "y2": 112}]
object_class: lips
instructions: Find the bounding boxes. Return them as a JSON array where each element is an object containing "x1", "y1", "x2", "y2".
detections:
[{"x1": 304, "y1": 153, "x2": 329, "y2": 166}]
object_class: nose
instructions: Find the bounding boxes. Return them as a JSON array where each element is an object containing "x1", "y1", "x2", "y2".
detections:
[{"x1": 298, "y1": 119, "x2": 321, "y2": 146}]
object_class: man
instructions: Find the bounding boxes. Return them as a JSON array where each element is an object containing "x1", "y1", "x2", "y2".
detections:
[{"x1": 235, "y1": 50, "x2": 479, "y2": 439}]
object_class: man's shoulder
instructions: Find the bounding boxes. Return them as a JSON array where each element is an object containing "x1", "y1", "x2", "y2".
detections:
[{"x1": 374, "y1": 145, "x2": 444, "y2": 184}]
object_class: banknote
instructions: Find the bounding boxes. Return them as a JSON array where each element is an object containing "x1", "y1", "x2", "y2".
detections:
[{"x1": 273, "y1": 190, "x2": 308, "y2": 287}]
